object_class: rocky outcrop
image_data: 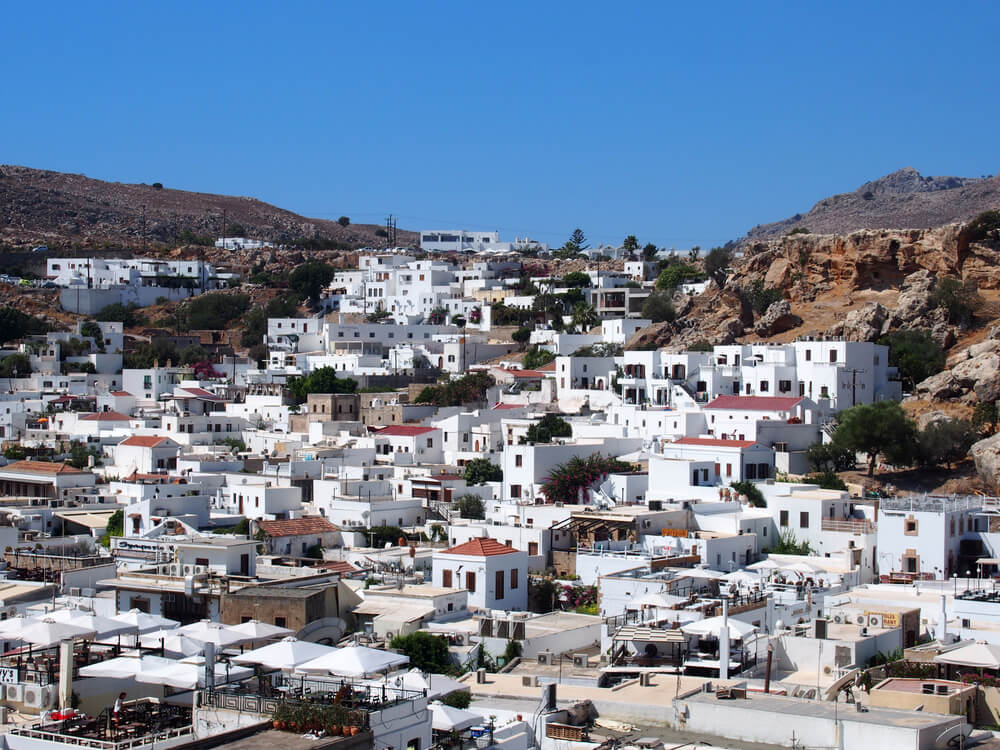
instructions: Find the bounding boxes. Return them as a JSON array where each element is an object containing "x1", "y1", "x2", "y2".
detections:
[
  {"x1": 972, "y1": 433, "x2": 1000, "y2": 489},
  {"x1": 754, "y1": 300, "x2": 802, "y2": 336},
  {"x1": 914, "y1": 339, "x2": 1000, "y2": 404},
  {"x1": 826, "y1": 302, "x2": 890, "y2": 342}
]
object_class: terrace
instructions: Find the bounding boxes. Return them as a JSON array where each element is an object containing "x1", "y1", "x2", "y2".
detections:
[{"x1": 9, "y1": 698, "x2": 192, "y2": 749}]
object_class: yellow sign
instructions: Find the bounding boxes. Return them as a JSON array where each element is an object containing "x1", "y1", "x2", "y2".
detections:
[{"x1": 661, "y1": 528, "x2": 687, "y2": 538}]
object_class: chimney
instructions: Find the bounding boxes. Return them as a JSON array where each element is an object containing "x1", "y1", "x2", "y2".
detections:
[
  {"x1": 937, "y1": 594, "x2": 950, "y2": 643},
  {"x1": 719, "y1": 595, "x2": 730, "y2": 681}
]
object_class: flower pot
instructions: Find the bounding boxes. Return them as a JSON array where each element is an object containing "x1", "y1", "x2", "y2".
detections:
[
  {"x1": 349, "y1": 726, "x2": 360, "y2": 736},
  {"x1": 327, "y1": 726, "x2": 341, "y2": 736},
  {"x1": 273, "y1": 721, "x2": 282, "y2": 729}
]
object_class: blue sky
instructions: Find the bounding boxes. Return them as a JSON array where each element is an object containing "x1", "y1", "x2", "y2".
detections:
[{"x1": 1, "y1": 1, "x2": 996, "y2": 248}]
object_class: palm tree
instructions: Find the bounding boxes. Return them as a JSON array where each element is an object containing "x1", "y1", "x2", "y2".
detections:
[{"x1": 570, "y1": 302, "x2": 599, "y2": 333}]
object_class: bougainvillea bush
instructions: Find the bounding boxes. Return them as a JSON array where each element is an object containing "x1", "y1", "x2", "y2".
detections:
[{"x1": 539, "y1": 453, "x2": 637, "y2": 504}]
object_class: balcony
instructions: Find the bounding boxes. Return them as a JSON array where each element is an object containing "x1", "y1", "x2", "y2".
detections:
[{"x1": 821, "y1": 518, "x2": 876, "y2": 534}]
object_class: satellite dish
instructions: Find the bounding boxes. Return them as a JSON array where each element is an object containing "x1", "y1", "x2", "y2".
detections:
[{"x1": 362, "y1": 510, "x2": 370, "y2": 519}]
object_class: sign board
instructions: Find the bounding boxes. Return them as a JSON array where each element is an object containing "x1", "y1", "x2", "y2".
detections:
[
  {"x1": 0, "y1": 667, "x2": 17, "y2": 684},
  {"x1": 661, "y1": 528, "x2": 687, "y2": 538}
]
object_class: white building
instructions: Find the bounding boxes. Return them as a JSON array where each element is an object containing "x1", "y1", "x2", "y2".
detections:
[{"x1": 433, "y1": 538, "x2": 528, "y2": 612}]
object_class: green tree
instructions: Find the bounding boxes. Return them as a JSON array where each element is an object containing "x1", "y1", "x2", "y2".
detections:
[
  {"x1": 96, "y1": 303, "x2": 143, "y2": 327},
  {"x1": 564, "y1": 228, "x2": 589, "y2": 254},
  {"x1": 288, "y1": 367, "x2": 358, "y2": 404},
  {"x1": 917, "y1": 419, "x2": 976, "y2": 469},
  {"x1": 80, "y1": 320, "x2": 103, "y2": 342},
  {"x1": 454, "y1": 494, "x2": 485, "y2": 520},
  {"x1": 288, "y1": 261, "x2": 336, "y2": 302},
  {"x1": 655, "y1": 263, "x2": 701, "y2": 291},
  {"x1": 930, "y1": 277, "x2": 981, "y2": 326},
  {"x1": 730, "y1": 480, "x2": 766, "y2": 508},
  {"x1": 805, "y1": 471, "x2": 848, "y2": 491},
  {"x1": 703, "y1": 246, "x2": 734, "y2": 287},
  {"x1": 879, "y1": 330, "x2": 946, "y2": 391},
  {"x1": 440, "y1": 691, "x2": 471, "y2": 709},
  {"x1": 415, "y1": 372, "x2": 494, "y2": 407},
  {"x1": 833, "y1": 401, "x2": 918, "y2": 476},
  {"x1": 0, "y1": 353, "x2": 32, "y2": 377},
  {"x1": 623, "y1": 235, "x2": 639, "y2": 256},
  {"x1": 642, "y1": 243, "x2": 659, "y2": 262},
  {"x1": 0, "y1": 307, "x2": 50, "y2": 343},
  {"x1": 965, "y1": 209, "x2": 1000, "y2": 243},
  {"x1": 389, "y1": 631, "x2": 452, "y2": 673},
  {"x1": 521, "y1": 414, "x2": 572, "y2": 444},
  {"x1": 973, "y1": 402, "x2": 999, "y2": 435},
  {"x1": 185, "y1": 293, "x2": 250, "y2": 330},
  {"x1": 523, "y1": 346, "x2": 555, "y2": 370},
  {"x1": 744, "y1": 280, "x2": 784, "y2": 315},
  {"x1": 540, "y1": 454, "x2": 637, "y2": 504},
  {"x1": 463, "y1": 458, "x2": 503, "y2": 485},
  {"x1": 562, "y1": 271, "x2": 591, "y2": 288},
  {"x1": 100, "y1": 509, "x2": 124, "y2": 547},
  {"x1": 337, "y1": 216, "x2": 351, "y2": 227},
  {"x1": 570, "y1": 302, "x2": 599, "y2": 333},
  {"x1": 641, "y1": 291, "x2": 676, "y2": 323},
  {"x1": 807, "y1": 442, "x2": 856, "y2": 473},
  {"x1": 511, "y1": 327, "x2": 532, "y2": 351}
]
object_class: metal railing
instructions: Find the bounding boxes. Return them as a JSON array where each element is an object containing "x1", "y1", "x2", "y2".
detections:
[
  {"x1": 821, "y1": 518, "x2": 876, "y2": 534},
  {"x1": 880, "y1": 495, "x2": 988, "y2": 513}
]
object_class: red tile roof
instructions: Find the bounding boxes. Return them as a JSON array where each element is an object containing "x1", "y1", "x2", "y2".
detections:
[
  {"x1": 492, "y1": 403, "x2": 524, "y2": 410},
  {"x1": 671, "y1": 437, "x2": 758, "y2": 449},
  {"x1": 119, "y1": 436, "x2": 174, "y2": 448},
  {"x1": 509, "y1": 370, "x2": 546, "y2": 378},
  {"x1": 81, "y1": 411, "x2": 131, "y2": 421},
  {"x1": 443, "y1": 537, "x2": 518, "y2": 557},
  {"x1": 258, "y1": 517, "x2": 338, "y2": 537},
  {"x1": 0, "y1": 460, "x2": 88, "y2": 475},
  {"x1": 317, "y1": 560, "x2": 359, "y2": 575},
  {"x1": 109, "y1": 391, "x2": 133, "y2": 397},
  {"x1": 704, "y1": 396, "x2": 803, "y2": 411},
  {"x1": 376, "y1": 425, "x2": 436, "y2": 437}
]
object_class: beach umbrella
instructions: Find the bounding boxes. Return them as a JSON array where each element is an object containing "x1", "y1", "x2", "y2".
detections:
[
  {"x1": 15, "y1": 618, "x2": 96, "y2": 647},
  {"x1": 229, "y1": 620, "x2": 293, "y2": 642},
  {"x1": 139, "y1": 631, "x2": 205, "y2": 658},
  {"x1": 79, "y1": 654, "x2": 178, "y2": 680},
  {"x1": 296, "y1": 644, "x2": 409, "y2": 677},
  {"x1": 135, "y1": 658, "x2": 252, "y2": 690},
  {"x1": 429, "y1": 701, "x2": 479, "y2": 732},
  {"x1": 394, "y1": 668, "x2": 469, "y2": 700},
  {"x1": 681, "y1": 616, "x2": 756, "y2": 640},
  {"x1": 112, "y1": 609, "x2": 179, "y2": 634},
  {"x1": 177, "y1": 620, "x2": 251, "y2": 648},
  {"x1": 55, "y1": 611, "x2": 136, "y2": 640},
  {"x1": 232, "y1": 637, "x2": 336, "y2": 671}
]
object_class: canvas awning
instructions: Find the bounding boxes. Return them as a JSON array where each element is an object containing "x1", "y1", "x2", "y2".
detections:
[
  {"x1": 296, "y1": 644, "x2": 409, "y2": 677},
  {"x1": 613, "y1": 626, "x2": 686, "y2": 644},
  {"x1": 933, "y1": 642, "x2": 1000, "y2": 670},
  {"x1": 681, "y1": 616, "x2": 756, "y2": 640},
  {"x1": 233, "y1": 637, "x2": 338, "y2": 671}
]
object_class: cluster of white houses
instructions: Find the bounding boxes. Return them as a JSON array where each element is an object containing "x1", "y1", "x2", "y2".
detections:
[{"x1": 0, "y1": 251, "x2": 991, "y2": 750}]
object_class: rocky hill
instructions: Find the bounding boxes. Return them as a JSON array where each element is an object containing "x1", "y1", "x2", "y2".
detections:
[
  {"x1": 745, "y1": 167, "x2": 999, "y2": 240},
  {"x1": 0, "y1": 165, "x2": 415, "y2": 249}
]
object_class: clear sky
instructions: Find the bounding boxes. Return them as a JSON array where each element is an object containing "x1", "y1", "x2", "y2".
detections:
[{"x1": 2, "y1": 1, "x2": 997, "y2": 249}]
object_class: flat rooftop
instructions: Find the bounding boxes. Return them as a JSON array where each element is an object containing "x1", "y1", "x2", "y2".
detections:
[{"x1": 680, "y1": 690, "x2": 960, "y2": 730}]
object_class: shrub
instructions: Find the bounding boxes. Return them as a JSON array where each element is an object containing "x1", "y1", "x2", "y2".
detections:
[
  {"x1": 152, "y1": 182, "x2": 163, "y2": 189},
  {"x1": 965, "y1": 209, "x2": 1000, "y2": 243},
  {"x1": 523, "y1": 347, "x2": 554, "y2": 370},
  {"x1": 540, "y1": 454, "x2": 637, "y2": 504},
  {"x1": 186, "y1": 293, "x2": 250, "y2": 330},
  {"x1": 641, "y1": 291, "x2": 676, "y2": 323},
  {"x1": 745, "y1": 279, "x2": 784, "y2": 314},
  {"x1": 0, "y1": 353, "x2": 32, "y2": 377},
  {"x1": 463, "y1": 458, "x2": 502, "y2": 485},
  {"x1": 879, "y1": 330, "x2": 946, "y2": 390},
  {"x1": 414, "y1": 372, "x2": 494, "y2": 407},
  {"x1": 917, "y1": 419, "x2": 976, "y2": 469},
  {"x1": 288, "y1": 367, "x2": 357, "y2": 404},
  {"x1": 288, "y1": 261, "x2": 336, "y2": 301},
  {"x1": 337, "y1": 216, "x2": 350, "y2": 227},
  {"x1": 0, "y1": 307, "x2": 50, "y2": 343},
  {"x1": 833, "y1": 401, "x2": 918, "y2": 476},
  {"x1": 454, "y1": 494, "x2": 485, "y2": 520},
  {"x1": 766, "y1": 528, "x2": 813, "y2": 555},
  {"x1": 521, "y1": 414, "x2": 572, "y2": 444},
  {"x1": 511, "y1": 327, "x2": 532, "y2": 349},
  {"x1": 786, "y1": 227, "x2": 810, "y2": 235},
  {"x1": 805, "y1": 471, "x2": 848, "y2": 491},
  {"x1": 80, "y1": 320, "x2": 102, "y2": 341},
  {"x1": 561, "y1": 271, "x2": 591, "y2": 288},
  {"x1": 730, "y1": 480, "x2": 766, "y2": 507},
  {"x1": 96, "y1": 302, "x2": 143, "y2": 327},
  {"x1": 930, "y1": 276, "x2": 981, "y2": 326},
  {"x1": 655, "y1": 263, "x2": 701, "y2": 291}
]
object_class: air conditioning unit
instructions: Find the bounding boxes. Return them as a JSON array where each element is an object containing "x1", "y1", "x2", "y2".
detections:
[
  {"x1": 868, "y1": 615, "x2": 883, "y2": 629},
  {"x1": 856, "y1": 616, "x2": 865, "y2": 626},
  {"x1": 573, "y1": 654, "x2": 588, "y2": 668},
  {"x1": 68, "y1": 587, "x2": 81, "y2": 597},
  {"x1": 834, "y1": 615, "x2": 843, "y2": 624},
  {"x1": 384, "y1": 631, "x2": 394, "y2": 639},
  {"x1": 6, "y1": 685, "x2": 23, "y2": 703},
  {"x1": 537, "y1": 653, "x2": 551, "y2": 665},
  {"x1": 23, "y1": 686, "x2": 44, "y2": 709},
  {"x1": 454, "y1": 634, "x2": 464, "y2": 645},
  {"x1": 521, "y1": 676, "x2": 534, "y2": 687},
  {"x1": 183, "y1": 565, "x2": 193, "y2": 575}
]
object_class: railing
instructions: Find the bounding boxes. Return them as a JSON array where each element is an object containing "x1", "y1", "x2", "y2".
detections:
[
  {"x1": 881, "y1": 495, "x2": 987, "y2": 513},
  {"x1": 10, "y1": 725, "x2": 194, "y2": 750},
  {"x1": 821, "y1": 518, "x2": 876, "y2": 534}
]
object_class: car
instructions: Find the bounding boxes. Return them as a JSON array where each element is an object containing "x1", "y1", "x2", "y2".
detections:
[
  {"x1": 32, "y1": 245, "x2": 48, "y2": 253},
  {"x1": 41, "y1": 282, "x2": 57, "y2": 289}
]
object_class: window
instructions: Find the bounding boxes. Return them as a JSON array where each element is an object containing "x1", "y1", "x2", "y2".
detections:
[
  {"x1": 805, "y1": 350, "x2": 812, "y2": 361},
  {"x1": 528, "y1": 542, "x2": 538, "y2": 556},
  {"x1": 780, "y1": 510, "x2": 788, "y2": 527},
  {"x1": 757, "y1": 462, "x2": 769, "y2": 478},
  {"x1": 495, "y1": 570, "x2": 504, "y2": 599},
  {"x1": 442, "y1": 569, "x2": 453, "y2": 587},
  {"x1": 275, "y1": 617, "x2": 286, "y2": 628},
  {"x1": 759, "y1": 380, "x2": 769, "y2": 392},
  {"x1": 778, "y1": 380, "x2": 792, "y2": 392},
  {"x1": 465, "y1": 571, "x2": 476, "y2": 592},
  {"x1": 746, "y1": 464, "x2": 758, "y2": 479},
  {"x1": 830, "y1": 350, "x2": 837, "y2": 363},
  {"x1": 426, "y1": 438, "x2": 433, "y2": 448},
  {"x1": 799, "y1": 512, "x2": 809, "y2": 529},
  {"x1": 515, "y1": 454, "x2": 522, "y2": 467},
  {"x1": 905, "y1": 518, "x2": 918, "y2": 535},
  {"x1": 511, "y1": 568, "x2": 519, "y2": 589},
  {"x1": 510, "y1": 484, "x2": 521, "y2": 499},
  {"x1": 726, "y1": 463, "x2": 732, "y2": 477}
]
